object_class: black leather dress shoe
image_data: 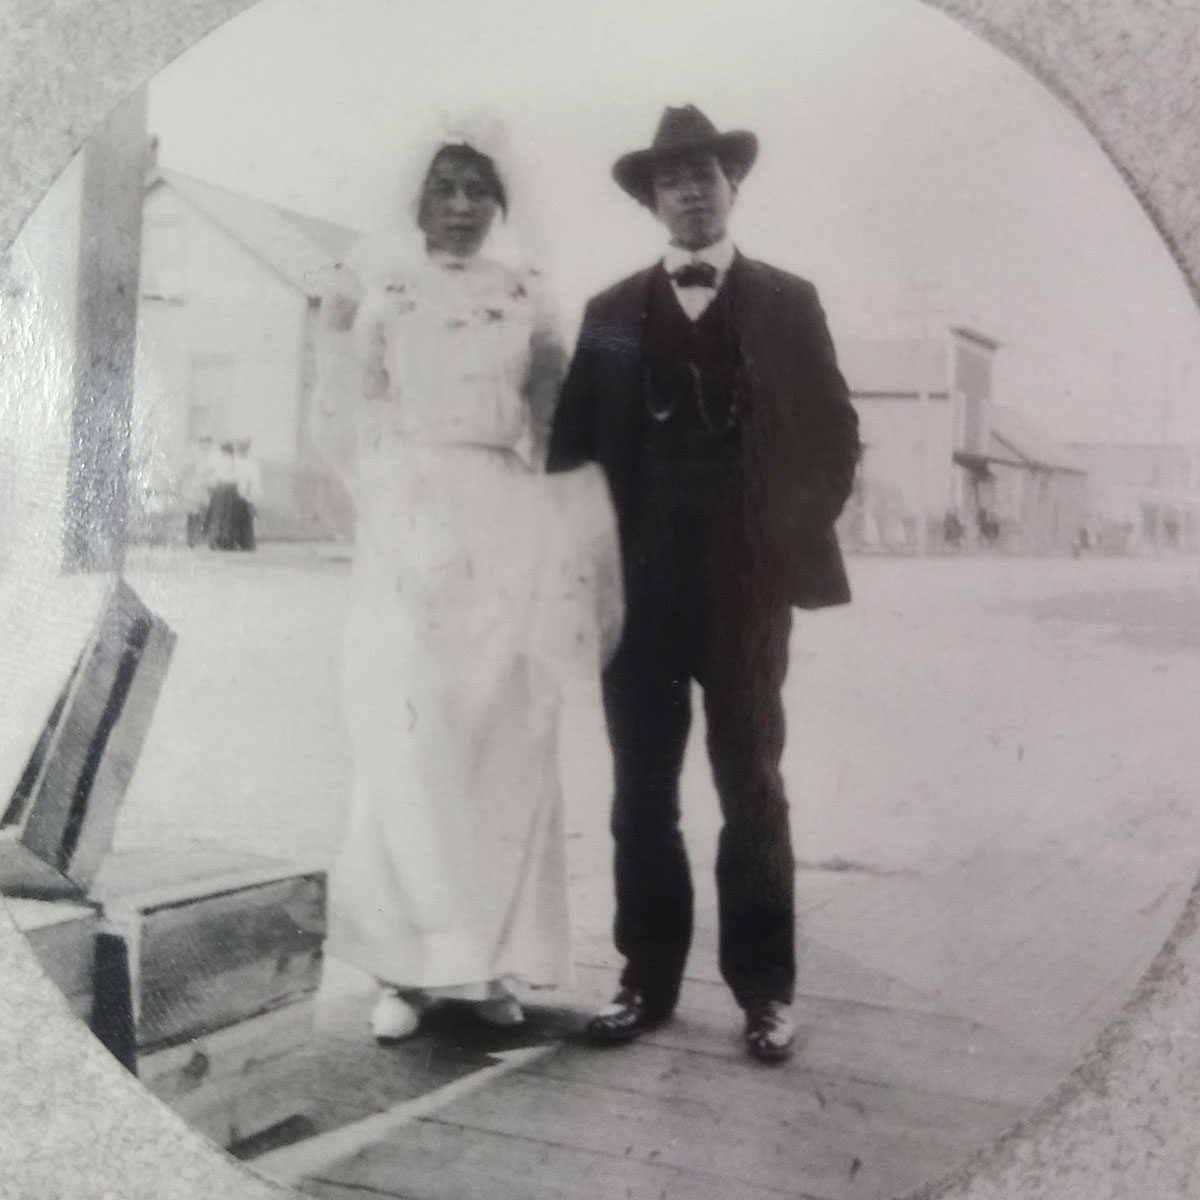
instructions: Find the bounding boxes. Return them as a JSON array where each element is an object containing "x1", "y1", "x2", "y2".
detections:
[
  {"x1": 585, "y1": 988, "x2": 670, "y2": 1045},
  {"x1": 744, "y1": 999, "x2": 795, "y2": 1064}
]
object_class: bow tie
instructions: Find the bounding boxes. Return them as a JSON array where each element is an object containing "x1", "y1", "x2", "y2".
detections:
[{"x1": 669, "y1": 261, "x2": 718, "y2": 289}]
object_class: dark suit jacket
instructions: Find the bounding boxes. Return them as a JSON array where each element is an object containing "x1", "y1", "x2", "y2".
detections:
[{"x1": 547, "y1": 253, "x2": 860, "y2": 610}]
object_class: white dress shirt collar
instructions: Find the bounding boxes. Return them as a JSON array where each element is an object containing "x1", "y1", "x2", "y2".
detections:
[
  {"x1": 663, "y1": 237, "x2": 736, "y2": 321},
  {"x1": 662, "y1": 236, "x2": 737, "y2": 282}
]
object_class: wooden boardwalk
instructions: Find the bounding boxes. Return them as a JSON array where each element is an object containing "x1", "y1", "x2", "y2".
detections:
[
  {"x1": 248, "y1": 933, "x2": 1070, "y2": 1200},
  {"x1": 243, "y1": 816, "x2": 1193, "y2": 1200}
]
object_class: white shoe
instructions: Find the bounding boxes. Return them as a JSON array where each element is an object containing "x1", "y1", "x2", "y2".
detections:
[
  {"x1": 370, "y1": 990, "x2": 422, "y2": 1042},
  {"x1": 474, "y1": 996, "x2": 525, "y2": 1027}
]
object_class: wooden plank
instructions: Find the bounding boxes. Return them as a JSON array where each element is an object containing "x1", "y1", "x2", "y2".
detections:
[
  {"x1": 24, "y1": 582, "x2": 176, "y2": 884},
  {"x1": 388, "y1": 1064, "x2": 1008, "y2": 1200},
  {"x1": 655, "y1": 917, "x2": 947, "y2": 1014},
  {"x1": 92, "y1": 842, "x2": 325, "y2": 913},
  {"x1": 65, "y1": 611, "x2": 176, "y2": 887},
  {"x1": 296, "y1": 991, "x2": 533, "y2": 1129},
  {"x1": 93, "y1": 848, "x2": 326, "y2": 1050},
  {"x1": 0, "y1": 652, "x2": 91, "y2": 897},
  {"x1": 569, "y1": 965, "x2": 1062, "y2": 1109},
  {"x1": 663, "y1": 1000, "x2": 1059, "y2": 1110},
  {"x1": 0, "y1": 838, "x2": 88, "y2": 902},
  {"x1": 0, "y1": 580, "x2": 176, "y2": 898},
  {"x1": 7, "y1": 897, "x2": 98, "y2": 1000},
  {"x1": 297, "y1": 1182, "x2": 398, "y2": 1200},
  {"x1": 521, "y1": 1043, "x2": 1021, "y2": 1193},
  {"x1": 315, "y1": 1119, "x2": 817, "y2": 1200},
  {"x1": 524, "y1": 1040, "x2": 1020, "y2": 1142},
  {"x1": 65, "y1": 988, "x2": 93, "y2": 1025},
  {"x1": 13, "y1": 588, "x2": 136, "y2": 869},
  {"x1": 140, "y1": 998, "x2": 315, "y2": 1148}
]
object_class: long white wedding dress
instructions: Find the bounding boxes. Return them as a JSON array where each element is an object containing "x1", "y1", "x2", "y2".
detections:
[{"x1": 316, "y1": 250, "x2": 618, "y2": 999}]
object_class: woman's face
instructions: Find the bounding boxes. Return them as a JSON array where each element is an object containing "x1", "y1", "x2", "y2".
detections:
[{"x1": 418, "y1": 154, "x2": 501, "y2": 258}]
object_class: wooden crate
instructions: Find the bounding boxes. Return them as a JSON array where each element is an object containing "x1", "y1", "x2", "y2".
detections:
[
  {"x1": 0, "y1": 579, "x2": 176, "y2": 898},
  {"x1": 139, "y1": 996, "x2": 316, "y2": 1148},
  {"x1": 90, "y1": 844, "x2": 326, "y2": 1052},
  {"x1": 6, "y1": 897, "x2": 98, "y2": 1023}
]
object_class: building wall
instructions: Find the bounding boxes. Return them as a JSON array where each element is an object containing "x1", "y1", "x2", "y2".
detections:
[
  {"x1": 960, "y1": 460, "x2": 1087, "y2": 553},
  {"x1": 952, "y1": 337, "x2": 993, "y2": 458},
  {"x1": 846, "y1": 394, "x2": 956, "y2": 550},
  {"x1": 1071, "y1": 442, "x2": 1200, "y2": 552},
  {"x1": 132, "y1": 187, "x2": 309, "y2": 522},
  {"x1": 1011, "y1": 466, "x2": 1085, "y2": 552}
]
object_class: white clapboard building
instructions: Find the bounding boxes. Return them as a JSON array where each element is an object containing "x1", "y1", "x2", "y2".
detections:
[
  {"x1": 837, "y1": 328, "x2": 1087, "y2": 554},
  {"x1": 131, "y1": 167, "x2": 356, "y2": 541}
]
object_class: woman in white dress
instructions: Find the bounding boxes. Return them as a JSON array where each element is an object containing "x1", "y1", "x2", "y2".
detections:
[{"x1": 312, "y1": 119, "x2": 620, "y2": 1040}]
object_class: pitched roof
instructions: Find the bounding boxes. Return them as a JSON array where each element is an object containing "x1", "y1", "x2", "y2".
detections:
[
  {"x1": 281, "y1": 210, "x2": 360, "y2": 261},
  {"x1": 984, "y1": 406, "x2": 1085, "y2": 473},
  {"x1": 836, "y1": 337, "x2": 949, "y2": 397},
  {"x1": 150, "y1": 170, "x2": 358, "y2": 296}
]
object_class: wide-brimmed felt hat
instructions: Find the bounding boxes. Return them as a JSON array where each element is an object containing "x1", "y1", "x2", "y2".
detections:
[{"x1": 613, "y1": 105, "x2": 759, "y2": 205}]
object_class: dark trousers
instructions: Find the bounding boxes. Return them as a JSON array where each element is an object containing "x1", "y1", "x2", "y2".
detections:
[{"x1": 602, "y1": 502, "x2": 795, "y2": 1015}]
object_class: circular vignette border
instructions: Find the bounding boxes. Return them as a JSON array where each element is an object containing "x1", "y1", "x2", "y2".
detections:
[{"x1": 2, "y1": 2, "x2": 1200, "y2": 1198}]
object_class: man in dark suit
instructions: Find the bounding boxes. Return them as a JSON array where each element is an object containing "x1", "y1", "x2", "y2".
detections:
[{"x1": 547, "y1": 105, "x2": 859, "y2": 1063}]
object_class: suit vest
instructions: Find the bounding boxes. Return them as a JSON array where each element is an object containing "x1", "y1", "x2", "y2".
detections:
[{"x1": 639, "y1": 266, "x2": 745, "y2": 505}]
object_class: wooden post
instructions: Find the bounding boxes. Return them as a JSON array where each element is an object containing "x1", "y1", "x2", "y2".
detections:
[
  {"x1": 916, "y1": 315, "x2": 932, "y2": 557},
  {"x1": 63, "y1": 89, "x2": 149, "y2": 574}
]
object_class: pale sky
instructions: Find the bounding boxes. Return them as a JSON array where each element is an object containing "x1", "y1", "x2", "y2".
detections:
[{"x1": 146, "y1": 0, "x2": 1200, "y2": 445}]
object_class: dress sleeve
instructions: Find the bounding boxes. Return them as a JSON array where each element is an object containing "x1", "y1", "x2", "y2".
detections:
[
  {"x1": 352, "y1": 286, "x2": 392, "y2": 404},
  {"x1": 308, "y1": 265, "x2": 377, "y2": 486}
]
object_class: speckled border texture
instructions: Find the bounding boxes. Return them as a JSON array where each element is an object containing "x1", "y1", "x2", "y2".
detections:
[{"x1": 1, "y1": 2, "x2": 1198, "y2": 1197}]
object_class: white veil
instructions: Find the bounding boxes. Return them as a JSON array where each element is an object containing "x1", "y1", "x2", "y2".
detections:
[{"x1": 346, "y1": 110, "x2": 554, "y2": 288}]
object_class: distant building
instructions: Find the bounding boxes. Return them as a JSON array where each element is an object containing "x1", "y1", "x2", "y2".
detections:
[
  {"x1": 954, "y1": 406, "x2": 1087, "y2": 554},
  {"x1": 836, "y1": 334, "x2": 954, "y2": 553},
  {"x1": 1068, "y1": 442, "x2": 1200, "y2": 552},
  {"x1": 837, "y1": 327, "x2": 1086, "y2": 554},
  {"x1": 131, "y1": 168, "x2": 357, "y2": 541}
]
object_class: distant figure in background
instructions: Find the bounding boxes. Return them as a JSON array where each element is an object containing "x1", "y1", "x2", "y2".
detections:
[
  {"x1": 203, "y1": 441, "x2": 238, "y2": 549},
  {"x1": 204, "y1": 438, "x2": 260, "y2": 551},
  {"x1": 977, "y1": 506, "x2": 1000, "y2": 548},
  {"x1": 232, "y1": 438, "x2": 262, "y2": 550},
  {"x1": 943, "y1": 509, "x2": 965, "y2": 549},
  {"x1": 182, "y1": 435, "x2": 221, "y2": 547}
]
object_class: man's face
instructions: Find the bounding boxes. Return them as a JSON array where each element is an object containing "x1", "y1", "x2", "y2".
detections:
[{"x1": 650, "y1": 151, "x2": 736, "y2": 251}]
